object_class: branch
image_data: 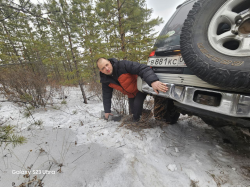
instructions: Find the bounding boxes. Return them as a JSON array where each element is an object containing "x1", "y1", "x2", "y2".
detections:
[
  {"x1": 0, "y1": 1, "x2": 60, "y2": 21},
  {"x1": 0, "y1": 62, "x2": 36, "y2": 67}
]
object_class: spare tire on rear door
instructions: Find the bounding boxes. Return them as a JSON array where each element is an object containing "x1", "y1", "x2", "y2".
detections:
[{"x1": 180, "y1": 0, "x2": 250, "y2": 90}]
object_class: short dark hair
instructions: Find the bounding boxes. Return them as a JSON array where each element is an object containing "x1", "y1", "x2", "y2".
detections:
[{"x1": 96, "y1": 57, "x2": 107, "y2": 68}]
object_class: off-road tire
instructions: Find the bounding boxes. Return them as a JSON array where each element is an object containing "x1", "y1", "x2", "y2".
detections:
[
  {"x1": 154, "y1": 97, "x2": 180, "y2": 124},
  {"x1": 180, "y1": 0, "x2": 250, "y2": 90}
]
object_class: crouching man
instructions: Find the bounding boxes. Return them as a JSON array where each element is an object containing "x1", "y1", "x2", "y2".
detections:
[{"x1": 97, "y1": 57, "x2": 168, "y2": 122}]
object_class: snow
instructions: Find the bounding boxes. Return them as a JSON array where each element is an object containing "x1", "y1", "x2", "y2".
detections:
[
  {"x1": 0, "y1": 86, "x2": 250, "y2": 187},
  {"x1": 167, "y1": 164, "x2": 177, "y2": 172}
]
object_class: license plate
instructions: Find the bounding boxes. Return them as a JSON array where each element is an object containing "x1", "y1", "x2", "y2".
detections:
[{"x1": 148, "y1": 56, "x2": 186, "y2": 67}]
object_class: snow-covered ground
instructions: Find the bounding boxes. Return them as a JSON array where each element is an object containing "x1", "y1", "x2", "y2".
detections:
[{"x1": 0, "y1": 87, "x2": 250, "y2": 187}]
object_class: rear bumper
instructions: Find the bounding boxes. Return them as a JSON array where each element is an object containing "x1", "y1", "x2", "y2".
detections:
[{"x1": 137, "y1": 77, "x2": 250, "y2": 118}]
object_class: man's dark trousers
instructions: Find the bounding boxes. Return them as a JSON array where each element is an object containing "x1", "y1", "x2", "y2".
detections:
[{"x1": 128, "y1": 91, "x2": 147, "y2": 121}]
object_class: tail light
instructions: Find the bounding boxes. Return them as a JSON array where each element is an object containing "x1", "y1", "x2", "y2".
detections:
[{"x1": 149, "y1": 50, "x2": 155, "y2": 57}]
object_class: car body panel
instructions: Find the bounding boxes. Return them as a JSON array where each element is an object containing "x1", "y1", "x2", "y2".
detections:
[{"x1": 137, "y1": 78, "x2": 250, "y2": 118}]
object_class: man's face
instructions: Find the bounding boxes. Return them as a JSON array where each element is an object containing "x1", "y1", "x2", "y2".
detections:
[{"x1": 98, "y1": 59, "x2": 113, "y2": 75}]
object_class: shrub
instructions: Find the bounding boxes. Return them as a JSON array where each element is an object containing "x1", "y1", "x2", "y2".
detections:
[
  {"x1": 86, "y1": 80, "x2": 102, "y2": 101},
  {"x1": 111, "y1": 90, "x2": 129, "y2": 115},
  {"x1": 0, "y1": 64, "x2": 58, "y2": 108},
  {"x1": 61, "y1": 100, "x2": 67, "y2": 104}
]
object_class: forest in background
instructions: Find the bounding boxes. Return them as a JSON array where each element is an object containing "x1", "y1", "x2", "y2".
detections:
[{"x1": 0, "y1": 0, "x2": 162, "y2": 107}]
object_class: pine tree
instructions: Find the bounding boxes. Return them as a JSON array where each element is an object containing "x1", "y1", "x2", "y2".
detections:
[
  {"x1": 71, "y1": 0, "x2": 102, "y2": 82},
  {"x1": 96, "y1": 0, "x2": 163, "y2": 61},
  {"x1": 0, "y1": 124, "x2": 26, "y2": 148},
  {"x1": 45, "y1": 0, "x2": 89, "y2": 103}
]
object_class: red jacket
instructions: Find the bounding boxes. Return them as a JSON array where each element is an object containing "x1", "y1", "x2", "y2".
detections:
[{"x1": 108, "y1": 73, "x2": 138, "y2": 98}]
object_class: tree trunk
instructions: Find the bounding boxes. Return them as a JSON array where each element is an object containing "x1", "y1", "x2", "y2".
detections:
[
  {"x1": 117, "y1": 0, "x2": 126, "y2": 60},
  {"x1": 79, "y1": 81, "x2": 88, "y2": 104},
  {"x1": 63, "y1": 17, "x2": 88, "y2": 103}
]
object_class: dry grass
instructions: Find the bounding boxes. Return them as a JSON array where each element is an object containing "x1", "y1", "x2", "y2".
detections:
[
  {"x1": 86, "y1": 80, "x2": 103, "y2": 101},
  {"x1": 190, "y1": 180, "x2": 199, "y2": 187},
  {"x1": 241, "y1": 165, "x2": 250, "y2": 179},
  {"x1": 123, "y1": 120, "x2": 167, "y2": 132},
  {"x1": 119, "y1": 109, "x2": 168, "y2": 132}
]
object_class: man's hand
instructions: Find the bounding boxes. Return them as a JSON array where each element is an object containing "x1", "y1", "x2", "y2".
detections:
[
  {"x1": 105, "y1": 113, "x2": 113, "y2": 120},
  {"x1": 151, "y1": 81, "x2": 168, "y2": 94}
]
